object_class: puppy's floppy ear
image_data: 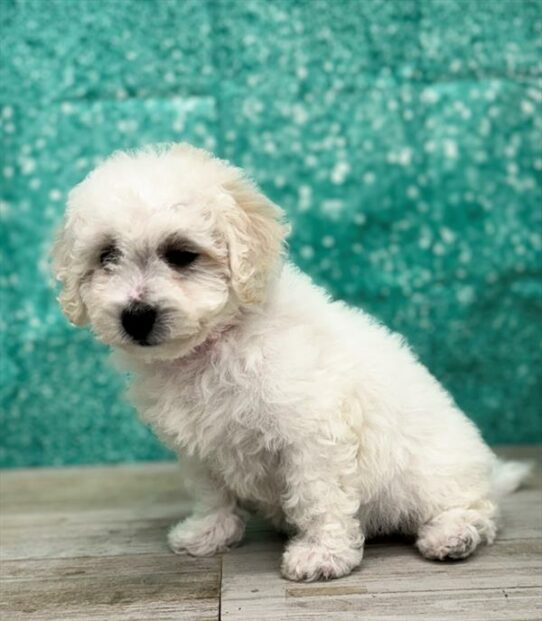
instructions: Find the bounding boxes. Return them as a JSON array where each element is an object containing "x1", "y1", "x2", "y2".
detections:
[
  {"x1": 52, "y1": 213, "x2": 89, "y2": 326},
  {"x1": 221, "y1": 175, "x2": 288, "y2": 306}
]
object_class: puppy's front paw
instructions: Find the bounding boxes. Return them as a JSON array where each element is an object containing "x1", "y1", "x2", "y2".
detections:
[
  {"x1": 168, "y1": 511, "x2": 245, "y2": 557},
  {"x1": 281, "y1": 538, "x2": 363, "y2": 582}
]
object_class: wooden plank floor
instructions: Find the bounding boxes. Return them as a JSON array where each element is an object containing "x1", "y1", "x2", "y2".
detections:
[{"x1": 1, "y1": 447, "x2": 540, "y2": 620}]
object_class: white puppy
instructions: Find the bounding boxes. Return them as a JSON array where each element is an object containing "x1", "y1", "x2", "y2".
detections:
[{"x1": 53, "y1": 143, "x2": 529, "y2": 581}]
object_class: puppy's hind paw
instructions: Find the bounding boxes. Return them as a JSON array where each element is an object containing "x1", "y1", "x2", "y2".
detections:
[
  {"x1": 416, "y1": 507, "x2": 495, "y2": 561},
  {"x1": 281, "y1": 538, "x2": 363, "y2": 582},
  {"x1": 168, "y1": 511, "x2": 245, "y2": 557},
  {"x1": 417, "y1": 524, "x2": 480, "y2": 560}
]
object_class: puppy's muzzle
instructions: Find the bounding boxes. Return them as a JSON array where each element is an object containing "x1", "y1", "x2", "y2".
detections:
[{"x1": 121, "y1": 302, "x2": 157, "y2": 346}]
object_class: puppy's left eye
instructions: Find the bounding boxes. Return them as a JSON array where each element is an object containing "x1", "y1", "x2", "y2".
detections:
[
  {"x1": 163, "y1": 248, "x2": 199, "y2": 269},
  {"x1": 99, "y1": 244, "x2": 121, "y2": 266}
]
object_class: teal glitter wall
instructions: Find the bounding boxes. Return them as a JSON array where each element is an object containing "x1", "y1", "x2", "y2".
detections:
[{"x1": 1, "y1": 0, "x2": 541, "y2": 467}]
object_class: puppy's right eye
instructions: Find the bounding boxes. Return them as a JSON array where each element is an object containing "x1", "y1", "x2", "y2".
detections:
[
  {"x1": 163, "y1": 248, "x2": 199, "y2": 269},
  {"x1": 99, "y1": 244, "x2": 120, "y2": 266}
]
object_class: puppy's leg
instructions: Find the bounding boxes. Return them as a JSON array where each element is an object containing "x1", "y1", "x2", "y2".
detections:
[
  {"x1": 168, "y1": 457, "x2": 245, "y2": 557},
  {"x1": 280, "y1": 437, "x2": 364, "y2": 582},
  {"x1": 416, "y1": 501, "x2": 497, "y2": 561}
]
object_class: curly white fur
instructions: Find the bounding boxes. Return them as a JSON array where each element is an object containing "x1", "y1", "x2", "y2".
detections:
[{"x1": 53, "y1": 143, "x2": 530, "y2": 581}]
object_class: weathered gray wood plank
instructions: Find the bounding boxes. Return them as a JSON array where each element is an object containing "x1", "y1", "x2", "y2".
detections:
[
  {"x1": 220, "y1": 531, "x2": 542, "y2": 620},
  {"x1": 0, "y1": 461, "x2": 187, "y2": 514},
  {"x1": 1, "y1": 512, "x2": 179, "y2": 560},
  {"x1": 0, "y1": 463, "x2": 193, "y2": 561},
  {"x1": 220, "y1": 447, "x2": 542, "y2": 620},
  {"x1": 0, "y1": 463, "x2": 219, "y2": 620},
  {"x1": 1, "y1": 554, "x2": 220, "y2": 621},
  {"x1": 0, "y1": 446, "x2": 540, "y2": 620}
]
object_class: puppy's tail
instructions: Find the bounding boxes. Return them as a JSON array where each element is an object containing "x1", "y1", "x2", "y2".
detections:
[{"x1": 490, "y1": 458, "x2": 533, "y2": 497}]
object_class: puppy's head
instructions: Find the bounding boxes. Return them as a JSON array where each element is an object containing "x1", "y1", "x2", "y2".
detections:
[{"x1": 53, "y1": 143, "x2": 287, "y2": 360}]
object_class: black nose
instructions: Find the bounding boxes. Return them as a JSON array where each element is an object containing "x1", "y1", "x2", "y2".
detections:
[{"x1": 121, "y1": 303, "x2": 157, "y2": 344}]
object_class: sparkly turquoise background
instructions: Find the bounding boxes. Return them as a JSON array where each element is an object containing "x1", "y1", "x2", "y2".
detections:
[{"x1": 1, "y1": 0, "x2": 541, "y2": 467}]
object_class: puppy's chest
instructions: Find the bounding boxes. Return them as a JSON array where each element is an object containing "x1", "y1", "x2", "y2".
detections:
[{"x1": 136, "y1": 351, "x2": 282, "y2": 471}]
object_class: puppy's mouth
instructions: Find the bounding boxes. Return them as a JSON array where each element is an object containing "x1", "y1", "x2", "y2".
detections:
[
  {"x1": 130, "y1": 337, "x2": 160, "y2": 347},
  {"x1": 121, "y1": 331, "x2": 166, "y2": 348}
]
